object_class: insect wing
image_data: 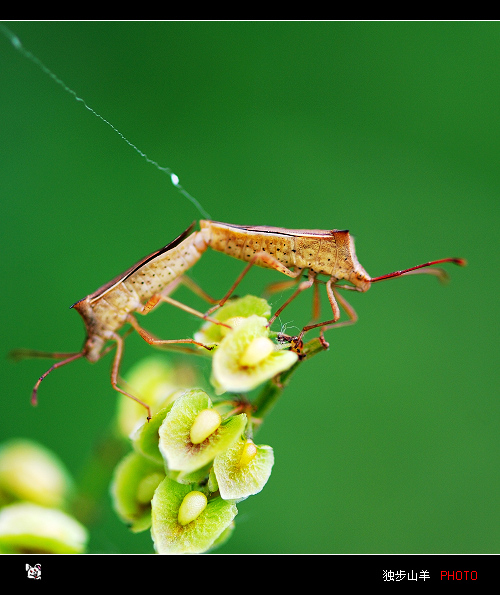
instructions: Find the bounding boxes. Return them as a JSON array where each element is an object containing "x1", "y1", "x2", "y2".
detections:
[{"x1": 71, "y1": 222, "x2": 196, "y2": 307}]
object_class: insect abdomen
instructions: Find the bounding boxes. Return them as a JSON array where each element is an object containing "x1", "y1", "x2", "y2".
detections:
[
  {"x1": 124, "y1": 232, "x2": 207, "y2": 302},
  {"x1": 202, "y1": 221, "x2": 298, "y2": 269}
]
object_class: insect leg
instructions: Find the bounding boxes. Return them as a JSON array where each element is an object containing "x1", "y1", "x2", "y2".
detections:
[
  {"x1": 140, "y1": 294, "x2": 231, "y2": 331},
  {"x1": 126, "y1": 314, "x2": 216, "y2": 352},
  {"x1": 206, "y1": 251, "x2": 303, "y2": 315},
  {"x1": 110, "y1": 332, "x2": 152, "y2": 420},
  {"x1": 98, "y1": 327, "x2": 132, "y2": 358},
  {"x1": 142, "y1": 276, "x2": 220, "y2": 316},
  {"x1": 299, "y1": 280, "x2": 359, "y2": 347},
  {"x1": 268, "y1": 271, "x2": 316, "y2": 326},
  {"x1": 30, "y1": 352, "x2": 85, "y2": 406},
  {"x1": 298, "y1": 276, "x2": 340, "y2": 336},
  {"x1": 312, "y1": 278, "x2": 322, "y2": 321},
  {"x1": 263, "y1": 274, "x2": 320, "y2": 321},
  {"x1": 177, "y1": 275, "x2": 220, "y2": 304},
  {"x1": 318, "y1": 286, "x2": 358, "y2": 346},
  {"x1": 9, "y1": 349, "x2": 83, "y2": 361},
  {"x1": 264, "y1": 276, "x2": 333, "y2": 324},
  {"x1": 262, "y1": 276, "x2": 304, "y2": 298}
]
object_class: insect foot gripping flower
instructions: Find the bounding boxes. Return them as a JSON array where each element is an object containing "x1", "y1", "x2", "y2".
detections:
[
  {"x1": 211, "y1": 315, "x2": 298, "y2": 394},
  {"x1": 213, "y1": 438, "x2": 274, "y2": 502},
  {"x1": 0, "y1": 502, "x2": 88, "y2": 554},
  {"x1": 116, "y1": 357, "x2": 200, "y2": 438},
  {"x1": 151, "y1": 477, "x2": 237, "y2": 554},
  {"x1": 129, "y1": 389, "x2": 191, "y2": 467},
  {"x1": 158, "y1": 389, "x2": 247, "y2": 477}
]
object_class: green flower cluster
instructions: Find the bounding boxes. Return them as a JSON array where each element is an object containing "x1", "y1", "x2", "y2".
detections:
[
  {"x1": 111, "y1": 296, "x2": 299, "y2": 554},
  {"x1": 0, "y1": 439, "x2": 88, "y2": 553}
]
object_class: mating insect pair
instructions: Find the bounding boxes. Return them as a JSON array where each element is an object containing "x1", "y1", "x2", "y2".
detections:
[{"x1": 12, "y1": 220, "x2": 466, "y2": 419}]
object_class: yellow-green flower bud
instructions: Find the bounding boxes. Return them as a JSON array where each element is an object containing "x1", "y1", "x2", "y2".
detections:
[
  {"x1": 0, "y1": 502, "x2": 88, "y2": 554},
  {"x1": 213, "y1": 439, "x2": 274, "y2": 501},
  {"x1": 189, "y1": 409, "x2": 222, "y2": 445},
  {"x1": 152, "y1": 477, "x2": 237, "y2": 553},
  {"x1": 211, "y1": 315, "x2": 298, "y2": 393},
  {"x1": 219, "y1": 316, "x2": 246, "y2": 337},
  {"x1": 237, "y1": 439, "x2": 258, "y2": 468},
  {"x1": 177, "y1": 491, "x2": 207, "y2": 526},
  {"x1": 239, "y1": 337, "x2": 275, "y2": 367},
  {"x1": 0, "y1": 440, "x2": 72, "y2": 508},
  {"x1": 136, "y1": 471, "x2": 165, "y2": 505}
]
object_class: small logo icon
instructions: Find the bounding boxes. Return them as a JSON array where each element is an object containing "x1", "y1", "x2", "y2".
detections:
[{"x1": 26, "y1": 564, "x2": 41, "y2": 580}]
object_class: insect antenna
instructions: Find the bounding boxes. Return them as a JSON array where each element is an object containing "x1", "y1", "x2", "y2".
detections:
[
  {"x1": 370, "y1": 258, "x2": 467, "y2": 284},
  {"x1": 10, "y1": 351, "x2": 86, "y2": 406}
]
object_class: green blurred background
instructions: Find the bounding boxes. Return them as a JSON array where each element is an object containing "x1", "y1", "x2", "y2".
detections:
[{"x1": 1, "y1": 21, "x2": 498, "y2": 554}]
